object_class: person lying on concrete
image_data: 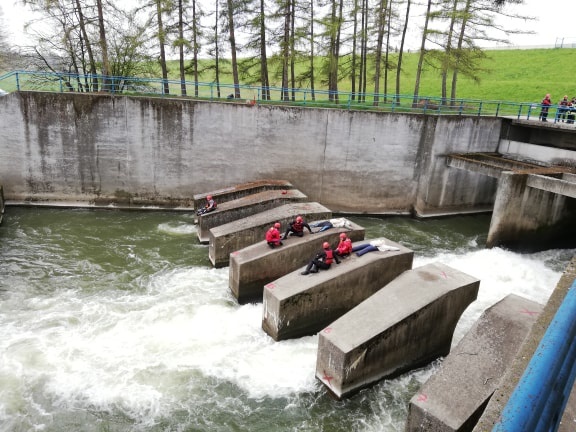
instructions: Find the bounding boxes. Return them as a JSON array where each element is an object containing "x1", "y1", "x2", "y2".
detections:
[
  {"x1": 352, "y1": 239, "x2": 400, "y2": 257},
  {"x1": 282, "y1": 215, "x2": 313, "y2": 239},
  {"x1": 309, "y1": 217, "x2": 353, "y2": 233},
  {"x1": 196, "y1": 195, "x2": 217, "y2": 216},
  {"x1": 266, "y1": 222, "x2": 283, "y2": 248},
  {"x1": 301, "y1": 241, "x2": 340, "y2": 275},
  {"x1": 336, "y1": 234, "x2": 353, "y2": 258}
]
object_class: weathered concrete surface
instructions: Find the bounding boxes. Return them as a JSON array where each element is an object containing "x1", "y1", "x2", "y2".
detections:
[
  {"x1": 196, "y1": 189, "x2": 308, "y2": 243},
  {"x1": 262, "y1": 239, "x2": 413, "y2": 341},
  {"x1": 208, "y1": 202, "x2": 332, "y2": 268},
  {"x1": 473, "y1": 257, "x2": 576, "y2": 432},
  {"x1": 486, "y1": 172, "x2": 573, "y2": 250},
  {"x1": 229, "y1": 219, "x2": 366, "y2": 304},
  {"x1": 0, "y1": 92, "x2": 510, "y2": 214},
  {"x1": 315, "y1": 262, "x2": 479, "y2": 400},
  {"x1": 405, "y1": 294, "x2": 543, "y2": 432},
  {"x1": 192, "y1": 179, "x2": 294, "y2": 210}
]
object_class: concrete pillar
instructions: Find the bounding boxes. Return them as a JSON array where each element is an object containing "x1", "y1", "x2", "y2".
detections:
[
  {"x1": 487, "y1": 172, "x2": 570, "y2": 250},
  {"x1": 315, "y1": 262, "x2": 479, "y2": 400},
  {"x1": 197, "y1": 189, "x2": 308, "y2": 243},
  {"x1": 208, "y1": 202, "x2": 332, "y2": 268},
  {"x1": 405, "y1": 294, "x2": 543, "y2": 432},
  {"x1": 229, "y1": 219, "x2": 366, "y2": 304},
  {"x1": 262, "y1": 239, "x2": 414, "y2": 341}
]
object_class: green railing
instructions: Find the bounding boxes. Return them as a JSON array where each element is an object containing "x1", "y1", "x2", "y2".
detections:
[{"x1": 0, "y1": 70, "x2": 572, "y2": 122}]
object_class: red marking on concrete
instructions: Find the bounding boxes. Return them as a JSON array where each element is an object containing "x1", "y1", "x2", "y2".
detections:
[
  {"x1": 520, "y1": 308, "x2": 539, "y2": 316},
  {"x1": 417, "y1": 393, "x2": 428, "y2": 402},
  {"x1": 440, "y1": 271, "x2": 448, "y2": 279},
  {"x1": 323, "y1": 327, "x2": 332, "y2": 333},
  {"x1": 265, "y1": 283, "x2": 276, "y2": 289},
  {"x1": 322, "y1": 370, "x2": 333, "y2": 386},
  {"x1": 231, "y1": 251, "x2": 238, "y2": 255},
  {"x1": 281, "y1": 190, "x2": 287, "y2": 194}
]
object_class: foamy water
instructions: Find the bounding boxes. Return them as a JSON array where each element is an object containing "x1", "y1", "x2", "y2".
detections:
[{"x1": 0, "y1": 209, "x2": 572, "y2": 432}]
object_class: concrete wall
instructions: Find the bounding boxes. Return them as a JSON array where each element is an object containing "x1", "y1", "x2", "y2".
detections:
[{"x1": 0, "y1": 92, "x2": 503, "y2": 215}]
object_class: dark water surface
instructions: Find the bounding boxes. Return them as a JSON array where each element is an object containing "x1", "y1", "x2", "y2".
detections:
[{"x1": 0, "y1": 207, "x2": 572, "y2": 432}]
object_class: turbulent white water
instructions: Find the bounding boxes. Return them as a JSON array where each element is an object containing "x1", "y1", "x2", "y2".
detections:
[{"x1": 0, "y1": 209, "x2": 572, "y2": 432}]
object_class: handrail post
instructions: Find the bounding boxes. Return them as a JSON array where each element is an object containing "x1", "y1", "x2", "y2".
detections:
[
  {"x1": 477, "y1": 101, "x2": 483, "y2": 116},
  {"x1": 15, "y1": 72, "x2": 20, "y2": 91},
  {"x1": 495, "y1": 102, "x2": 500, "y2": 117},
  {"x1": 59, "y1": 74, "x2": 63, "y2": 93}
]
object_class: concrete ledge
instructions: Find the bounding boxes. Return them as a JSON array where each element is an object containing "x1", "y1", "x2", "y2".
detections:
[
  {"x1": 262, "y1": 238, "x2": 413, "y2": 341},
  {"x1": 193, "y1": 179, "x2": 294, "y2": 210},
  {"x1": 229, "y1": 219, "x2": 366, "y2": 304},
  {"x1": 405, "y1": 294, "x2": 543, "y2": 432},
  {"x1": 315, "y1": 262, "x2": 479, "y2": 400},
  {"x1": 197, "y1": 189, "x2": 308, "y2": 243},
  {"x1": 208, "y1": 202, "x2": 332, "y2": 268}
]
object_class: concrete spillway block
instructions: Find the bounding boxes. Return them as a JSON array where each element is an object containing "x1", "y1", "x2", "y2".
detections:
[
  {"x1": 262, "y1": 238, "x2": 414, "y2": 341},
  {"x1": 193, "y1": 179, "x2": 294, "y2": 210},
  {"x1": 229, "y1": 219, "x2": 366, "y2": 304},
  {"x1": 315, "y1": 262, "x2": 480, "y2": 400},
  {"x1": 405, "y1": 294, "x2": 543, "y2": 432},
  {"x1": 208, "y1": 202, "x2": 332, "y2": 268},
  {"x1": 197, "y1": 189, "x2": 308, "y2": 243}
]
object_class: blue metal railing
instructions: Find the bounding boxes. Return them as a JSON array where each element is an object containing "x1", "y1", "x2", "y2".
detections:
[
  {"x1": 493, "y1": 279, "x2": 576, "y2": 432},
  {"x1": 1, "y1": 69, "x2": 572, "y2": 122}
]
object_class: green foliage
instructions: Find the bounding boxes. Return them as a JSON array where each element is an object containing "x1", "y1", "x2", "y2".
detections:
[{"x1": 165, "y1": 48, "x2": 576, "y2": 103}]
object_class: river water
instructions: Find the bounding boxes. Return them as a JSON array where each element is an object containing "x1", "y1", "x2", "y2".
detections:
[{"x1": 0, "y1": 207, "x2": 573, "y2": 432}]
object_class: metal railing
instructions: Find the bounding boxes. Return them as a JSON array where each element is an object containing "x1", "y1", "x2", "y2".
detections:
[
  {"x1": 1, "y1": 70, "x2": 574, "y2": 123},
  {"x1": 493, "y1": 279, "x2": 576, "y2": 432}
]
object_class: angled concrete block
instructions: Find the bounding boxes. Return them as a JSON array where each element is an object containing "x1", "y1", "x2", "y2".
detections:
[
  {"x1": 405, "y1": 294, "x2": 543, "y2": 432},
  {"x1": 197, "y1": 189, "x2": 308, "y2": 243},
  {"x1": 315, "y1": 262, "x2": 479, "y2": 400},
  {"x1": 262, "y1": 239, "x2": 413, "y2": 341},
  {"x1": 229, "y1": 219, "x2": 366, "y2": 304},
  {"x1": 208, "y1": 202, "x2": 332, "y2": 268},
  {"x1": 193, "y1": 179, "x2": 294, "y2": 210}
]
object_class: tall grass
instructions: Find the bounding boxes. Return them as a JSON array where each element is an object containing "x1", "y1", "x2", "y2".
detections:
[{"x1": 169, "y1": 48, "x2": 576, "y2": 104}]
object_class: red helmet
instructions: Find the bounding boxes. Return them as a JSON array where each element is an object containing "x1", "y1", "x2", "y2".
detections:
[
  {"x1": 323, "y1": 242, "x2": 330, "y2": 249},
  {"x1": 296, "y1": 216, "x2": 303, "y2": 223},
  {"x1": 345, "y1": 238, "x2": 352, "y2": 243},
  {"x1": 207, "y1": 195, "x2": 212, "y2": 200},
  {"x1": 339, "y1": 233, "x2": 347, "y2": 239},
  {"x1": 274, "y1": 222, "x2": 281, "y2": 229}
]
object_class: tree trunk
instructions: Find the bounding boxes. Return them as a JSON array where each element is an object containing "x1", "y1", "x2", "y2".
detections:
[
  {"x1": 156, "y1": 0, "x2": 169, "y2": 95},
  {"x1": 75, "y1": 0, "x2": 98, "y2": 91},
  {"x1": 226, "y1": 0, "x2": 241, "y2": 99},
  {"x1": 178, "y1": 0, "x2": 186, "y2": 96},
  {"x1": 395, "y1": 0, "x2": 411, "y2": 103},
  {"x1": 260, "y1": 0, "x2": 270, "y2": 100},
  {"x1": 95, "y1": 0, "x2": 111, "y2": 91},
  {"x1": 413, "y1": 0, "x2": 433, "y2": 106}
]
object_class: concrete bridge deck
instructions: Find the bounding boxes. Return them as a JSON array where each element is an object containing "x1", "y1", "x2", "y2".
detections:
[
  {"x1": 262, "y1": 238, "x2": 413, "y2": 341},
  {"x1": 229, "y1": 218, "x2": 366, "y2": 304}
]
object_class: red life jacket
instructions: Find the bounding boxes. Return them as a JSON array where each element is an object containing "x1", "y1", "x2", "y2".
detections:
[
  {"x1": 292, "y1": 220, "x2": 304, "y2": 232},
  {"x1": 266, "y1": 228, "x2": 280, "y2": 242},
  {"x1": 324, "y1": 249, "x2": 334, "y2": 265}
]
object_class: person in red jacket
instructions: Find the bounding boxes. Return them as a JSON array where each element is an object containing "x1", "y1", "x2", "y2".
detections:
[
  {"x1": 336, "y1": 235, "x2": 353, "y2": 257},
  {"x1": 539, "y1": 94, "x2": 552, "y2": 122},
  {"x1": 282, "y1": 215, "x2": 312, "y2": 240},
  {"x1": 301, "y1": 242, "x2": 340, "y2": 275},
  {"x1": 266, "y1": 222, "x2": 283, "y2": 248},
  {"x1": 196, "y1": 195, "x2": 217, "y2": 215}
]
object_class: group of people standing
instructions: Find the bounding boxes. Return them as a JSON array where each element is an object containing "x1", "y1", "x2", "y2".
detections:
[{"x1": 539, "y1": 94, "x2": 576, "y2": 123}]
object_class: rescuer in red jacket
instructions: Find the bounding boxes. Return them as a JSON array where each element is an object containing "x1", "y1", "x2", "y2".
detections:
[
  {"x1": 301, "y1": 242, "x2": 340, "y2": 275},
  {"x1": 266, "y1": 222, "x2": 283, "y2": 248}
]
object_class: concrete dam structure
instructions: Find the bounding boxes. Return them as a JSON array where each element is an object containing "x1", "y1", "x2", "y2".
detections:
[{"x1": 0, "y1": 91, "x2": 574, "y2": 250}]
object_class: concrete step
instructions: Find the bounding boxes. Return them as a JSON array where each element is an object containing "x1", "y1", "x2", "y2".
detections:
[
  {"x1": 315, "y1": 262, "x2": 479, "y2": 400},
  {"x1": 229, "y1": 218, "x2": 366, "y2": 304},
  {"x1": 208, "y1": 202, "x2": 332, "y2": 268},
  {"x1": 262, "y1": 238, "x2": 414, "y2": 341}
]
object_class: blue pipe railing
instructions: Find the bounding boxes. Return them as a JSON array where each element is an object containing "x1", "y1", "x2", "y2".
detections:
[
  {"x1": 1, "y1": 69, "x2": 571, "y2": 121},
  {"x1": 493, "y1": 279, "x2": 576, "y2": 432}
]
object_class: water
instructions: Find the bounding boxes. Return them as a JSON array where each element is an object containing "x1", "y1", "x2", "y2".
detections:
[{"x1": 0, "y1": 208, "x2": 573, "y2": 432}]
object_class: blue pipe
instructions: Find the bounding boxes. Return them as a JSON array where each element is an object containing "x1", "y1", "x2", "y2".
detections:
[{"x1": 493, "y1": 280, "x2": 576, "y2": 432}]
